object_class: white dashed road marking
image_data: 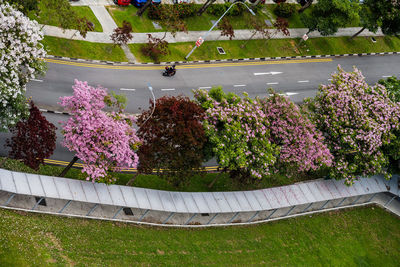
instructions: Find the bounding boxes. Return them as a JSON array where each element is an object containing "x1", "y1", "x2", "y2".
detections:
[
  {"x1": 120, "y1": 88, "x2": 136, "y2": 91},
  {"x1": 254, "y1": 71, "x2": 283, "y2": 76},
  {"x1": 31, "y1": 79, "x2": 43, "y2": 82},
  {"x1": 161, "y1": 88, "x2": 175, "y2": 91},
  {"x1": 298, "y1": 80, "x2": 309, "y2": 83},
  {"x1": 198, "y1": 86, "x2": 211, "y2": 89},
  {"x1": 233, "y1": 84, "x2": 246, "y2": 87},
  {"x1": 267, "y1": 82, "x2": 279, "y2": 85},
  {"x1": 285, "y1": 92, "x2": 299, "y2": 96},
  {"x1": 382, "y1": 75, "x2": 392, "y2": 78}
]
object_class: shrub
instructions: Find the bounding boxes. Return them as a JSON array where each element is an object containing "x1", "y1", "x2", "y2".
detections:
[
  {"x1": 147, "y1": 4, "x2": 162, "y2": 20},
  {"x1": 206, "y1": 4, "x2": 226, "y2": 17},
  {"x1": 273, "y1": 3, "x2": 296, "y2": 18}
]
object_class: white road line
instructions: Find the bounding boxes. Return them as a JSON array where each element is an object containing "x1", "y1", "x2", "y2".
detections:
[
  {"x1": 31, "y1": 78, "x2": 43, "y2": 82},
  {"x1": 233, "y1": 84, "x2": 246, "y2": 87},
  {"x1": 267, "y1": 82, "x2": 279, "y2": 85},
  {"x1": 298, "y1": 80, "x2": 309, "y2": 83},
  {"x1": 285, "y1": 92, "x2": 299, "y2": 96},
  {"x1": 382, "y1": 75, "x2": 392, "y2": 78},
  {"x1": 120, "y1": 88, "x2": 136, "y2": 91},
  {"x1": 254, "y1": 71, "x2": 283, "y2": 76},
  {"x1": 328, "y1": 79, "x2": 333, "y2": 81},
  {"x1": 198, "y1": 86, "x2": 211, "y2": 89},
  {"x1": 161, "y1": 88, "x2": 175, "y2": 91}
]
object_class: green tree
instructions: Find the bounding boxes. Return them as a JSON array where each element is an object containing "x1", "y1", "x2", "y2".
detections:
[
  {"x1": 379, "y1": 76, "x2": 400, "y2": 171},
  {"x1": 5, "y1": 0, "x2": 38, "y2": 15},
  {"x1": 351, "y1": 0, "x2": 400, "y2": 39},
  {"x1": 300, "y1": 0, "x2": 360, "y2": 36}
]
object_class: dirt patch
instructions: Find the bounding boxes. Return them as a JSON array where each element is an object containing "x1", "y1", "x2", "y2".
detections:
[
  {"x1": 289, "y1": 40, "x2": 300, "y2": 54},
  {"x1": 46, "y1": 232, "x2": 76, "y2": 266},
  {"x1": 156, "y1": 249, "x2": 165, "y2": 255}
]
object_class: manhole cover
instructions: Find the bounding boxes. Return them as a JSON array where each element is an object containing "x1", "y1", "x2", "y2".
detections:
[
  {"x1": 217, "y1": 47, "x2": 226, "y2": 54},
  {"x1": 152, "y1": 21, "x2": 162, "y2": 30}
]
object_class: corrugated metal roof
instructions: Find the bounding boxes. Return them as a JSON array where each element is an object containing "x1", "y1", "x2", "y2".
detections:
[{"x1": 0, "y1": 169, "x2": 395, "y2": 213}]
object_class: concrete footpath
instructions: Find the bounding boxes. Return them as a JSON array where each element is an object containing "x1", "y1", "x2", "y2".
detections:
[{"x1": 43, "y1": 25, "x2": 383, "y2": 44}]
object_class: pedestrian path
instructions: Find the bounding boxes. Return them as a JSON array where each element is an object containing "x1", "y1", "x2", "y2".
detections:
[
  {"x1": 89, "y1": 5, "x2": 117, "y2": 33},
  {"x1": 69, "y1": 0, "x2": 299, "y2": 6},
  {"x1": 0, "y1": 168, "x2": 398, "y2": 226},
  {"x1": 43, "y1": 25, "x2": 383, "y2": 44}
]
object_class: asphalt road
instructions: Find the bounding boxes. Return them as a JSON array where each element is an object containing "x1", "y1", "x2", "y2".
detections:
[{"x1": 2, "y1": 54, "x2": 400, "y2": 166}]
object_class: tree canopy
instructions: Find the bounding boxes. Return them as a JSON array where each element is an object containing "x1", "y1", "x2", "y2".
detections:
[
  {"x1": 137, "y1": 95, "x2": 207, "y2": 185},
  {"x1": 305, "y1": 66, "x2": 400, "y2": 184},
  {"x1": 300, "y1": 0, "x2": 360, "y2": 36},
  {"x1": 6, "y1": 101, "x2": 56, "y2": 170},
  {"x1": 59, "y1": 80, "x2": 141, "y2": 183},
  {"x1": 0, "y1": 1, "x2": 46, "y2": 131}
]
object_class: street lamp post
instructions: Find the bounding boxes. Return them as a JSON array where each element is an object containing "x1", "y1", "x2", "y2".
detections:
[
  {"x1": 141, "y1": 82, "x2": 156, "y2": 125},
  {"x1": 185, "y1": 1, "x2": 256, "y2": 60}
]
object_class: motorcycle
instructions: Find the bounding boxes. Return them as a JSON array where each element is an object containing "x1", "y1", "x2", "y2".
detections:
[{"x1": 162, "y1": 65, "x2": 176, "y2": 77}]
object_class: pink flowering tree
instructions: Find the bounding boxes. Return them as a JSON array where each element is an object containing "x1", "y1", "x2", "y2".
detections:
[
  {"x1": 59, "y1": 80, "x2": 141, "y2": 183},
  {"x1": 305, "y1": 66, "x2": 400, "y2": 185},
  {"x1": 259, "y1": 91, "x2": 333, "y2": 176},
  {"x1": 194, "y1": 87, "x2": 279, "y2": 182},
  {"x1": 0, "y1": 1, "x2": 46, "y2": 131}
]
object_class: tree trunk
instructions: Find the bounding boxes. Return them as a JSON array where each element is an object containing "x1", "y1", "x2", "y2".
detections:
[
  {"x1": 136, "y1": 0, "x2": 152, "y2": 17},
  {"x1": 298, "y1": 1, "x2": 312, "y2": 13},
  {"x1": 126, "y1": 172, "x2": 139, "y2": 186},
  {"x1": 197, "y1": 0, "x2": 215, "y2": 16},
  {"x1": 241, "y1": 31, "x2": 257, "y2": 48},
  {"x1": 59, "y1": 156, "x2": 79, "y2": 177},
  {"x1": 350, "y1": 26, "x2": 366, "y2": 40}
]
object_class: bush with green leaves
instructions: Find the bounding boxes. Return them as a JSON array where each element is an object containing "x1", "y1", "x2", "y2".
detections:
[{"x1": 273, "y1": 3, "x2": 296, "y2": 18}]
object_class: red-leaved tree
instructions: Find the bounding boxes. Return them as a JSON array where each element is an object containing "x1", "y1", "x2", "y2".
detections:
[
  {"x1": 110, "y1": 20, "x2": 133, "y2": 46},
  {"x1": 218, "y1": 17, "x2": 235, "y2": 40},
  {"x1": 6, "y1": 101, "x2": 57, "y2": 170},
  {"x1": 136, "y1": 95, "x2": 207, "y2": 186}
]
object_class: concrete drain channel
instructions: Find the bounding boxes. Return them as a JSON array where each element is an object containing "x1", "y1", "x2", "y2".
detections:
[{"x1": 0, "y1": 169, "x2": 398, "y2": 227}]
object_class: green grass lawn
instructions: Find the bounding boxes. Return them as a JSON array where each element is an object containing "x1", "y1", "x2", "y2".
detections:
[
  {"x1": 107, "y1": 4, "x2": 273, "y2": 32},
  {"x1": 41, "y1": 36, "x2": 127, "y2": 62},
  {"x1": 0, "y1": 157, "x2": 322, "y2": 192},
  {"x1": 130, "y1": 35, "x2": 400, "y2": 62},
  {"x1": 29, "y1": 5, "x2": 103, "y2": 32},
  {"x1": 0, "y1": 206, "x2": 399, "y2": 266}
]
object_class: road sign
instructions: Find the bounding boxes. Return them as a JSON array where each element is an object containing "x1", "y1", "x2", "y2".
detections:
[
  {"x1": 302, "y1": 34, "x2": 309, "y2": 41},
  {"x1": 196, "y1": 37, "x2": 204, "y2": 47}
]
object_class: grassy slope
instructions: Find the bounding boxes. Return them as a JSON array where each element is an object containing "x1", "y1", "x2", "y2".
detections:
[
  {"x1": 107, "y1": 4, "x2": 273, "y2": 32},
  {"x1": 0, "y1": 157, "x2": 320, "y2": 192},
  {"x1": 130, "y1": 36, "x2": 400, "y2": 62},
  {"x1": 30, "y1": 6, "x2": 103, "y2": 32},
  {"x1": 41, "y1": 36, "x2": 127, "y2": 62},
  {"x1": 0, "y1": 206, "x2": 399, "y2": 266}
]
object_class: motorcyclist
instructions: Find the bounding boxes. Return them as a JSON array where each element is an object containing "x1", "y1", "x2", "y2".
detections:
[{"x1": 165, "y1": 65, "x2": 176, "y2": 75}]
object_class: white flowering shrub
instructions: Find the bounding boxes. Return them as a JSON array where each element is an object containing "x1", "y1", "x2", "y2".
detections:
[{"x1": 0, "y1": 0, "x2": 46, "y2": 131}]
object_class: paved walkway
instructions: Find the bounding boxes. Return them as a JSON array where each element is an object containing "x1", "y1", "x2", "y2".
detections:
[
  {"x1": 70, "y1": 0, "x2": 299, "y2": 6},
  {"x1": 43, "y1": 25, "x2": 383, "y2": 44}
]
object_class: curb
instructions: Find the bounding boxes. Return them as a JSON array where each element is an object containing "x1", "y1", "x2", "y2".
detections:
[{"x1": 46, "y1": 51, "x2": 400, "y2": 66}]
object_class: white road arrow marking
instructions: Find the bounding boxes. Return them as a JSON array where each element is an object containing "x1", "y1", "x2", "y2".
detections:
[{"x1": 254, "y1": 71, "x2": 283, "y2": 76}]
